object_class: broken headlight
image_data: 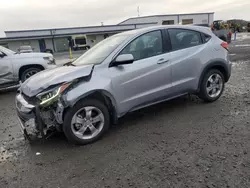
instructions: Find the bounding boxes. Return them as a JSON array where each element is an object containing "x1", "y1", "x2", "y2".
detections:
[
  {"x1": 37, "y1": 83, "x2": 71, "y2": 106},
  {"x1": 43, "y1": 56, "x2": 56, "y2": 65}
]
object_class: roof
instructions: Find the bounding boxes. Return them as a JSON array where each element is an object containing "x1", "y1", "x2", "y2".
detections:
[
  {"x1": 0, "y1": 35, "x2": 53, "y2": 42},
  {"x1": 4, "y1": 23, "x2": 156, "y2": 34},
  {"x1": 119, "y1": 12, "x2": 214, "y2": 25},
  {"x1": 1, "y1": 23, "x2": 157, "y2": 40}
]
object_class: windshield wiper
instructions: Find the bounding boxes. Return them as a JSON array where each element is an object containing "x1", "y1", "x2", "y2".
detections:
[{"x1": 63, "y1": 61, "x2": 76, "y2": 66}]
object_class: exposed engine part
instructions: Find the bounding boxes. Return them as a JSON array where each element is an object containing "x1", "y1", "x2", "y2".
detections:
[{"x1": 40, "y1": 109, "x2": 56, "y2": 129}]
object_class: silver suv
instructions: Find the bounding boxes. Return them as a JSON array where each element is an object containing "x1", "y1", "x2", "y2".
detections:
[{"x1": 16, "y1": 25, "x2": 232, "y2": 144}]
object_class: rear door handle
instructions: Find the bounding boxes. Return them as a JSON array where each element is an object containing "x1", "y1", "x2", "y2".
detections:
[{"x1": 157, "y1": 58, "x2": 169, "y2": 64}]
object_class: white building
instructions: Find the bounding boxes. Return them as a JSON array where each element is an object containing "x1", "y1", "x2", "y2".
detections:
[
  {"x1": 119, "y1": 12, "x2": 214, "y2": 25},
  {"x1": 0, "y1": 12, "x2": 214, "y2": 53}
]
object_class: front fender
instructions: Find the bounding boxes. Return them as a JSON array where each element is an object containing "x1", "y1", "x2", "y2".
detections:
[{"x1": 63, "y1": 76, "x2": 119, "y2": 114}]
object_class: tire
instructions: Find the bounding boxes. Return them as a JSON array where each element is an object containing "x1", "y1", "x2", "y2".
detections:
[
  {"x1": 63, "y1": 99, "x2": 110, "y2": 145},
  {"x1": 21, "y1": 67, "x2": 42, "y2": 82},
  {"x1": 198, "y1": 69, "x2": 225, "y2": 102}
]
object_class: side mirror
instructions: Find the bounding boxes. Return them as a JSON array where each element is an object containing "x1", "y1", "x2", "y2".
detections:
[{"x1": 111, "y1": 54, "x2": 134, "y2": 67}]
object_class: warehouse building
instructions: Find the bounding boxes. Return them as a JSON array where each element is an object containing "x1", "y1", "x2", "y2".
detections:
[{"x1": 0, "y1": 12, "x2": 214, "y2": 53}]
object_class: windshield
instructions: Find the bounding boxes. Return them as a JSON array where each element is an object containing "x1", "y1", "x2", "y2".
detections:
[
  {"x1": 73, "y1": 34, "x2": 129, "y2": 66},
  {"x1": 0, "y1": 46, "x2": 15, "y2": 55}
]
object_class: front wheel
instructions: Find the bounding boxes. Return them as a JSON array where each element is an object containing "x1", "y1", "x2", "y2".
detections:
[
  {"x1": 63, "y1": 99, "x2": 110, "y2": 145},
  {"x1": 198, "y1": 69, "x2": 225, "y2": 102},
  {"x1": 21, "y1": 67, "x2": 42, "y2": 82}
]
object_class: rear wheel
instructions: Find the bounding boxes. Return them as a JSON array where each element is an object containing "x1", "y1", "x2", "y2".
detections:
[
  {"x1": 21, "y1": 67, "x2": 42, "y2": 82},
  {"x1": 63, "y1": 99, "x2": 110, "y2": 145},
  {"x1": 198, "y1": 69, "x2": 225, "y2": 102}
]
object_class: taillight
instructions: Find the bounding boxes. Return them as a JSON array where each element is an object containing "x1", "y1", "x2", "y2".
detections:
[{"x1": 221, "y1": 42, "x2": 229, "y2": 51}]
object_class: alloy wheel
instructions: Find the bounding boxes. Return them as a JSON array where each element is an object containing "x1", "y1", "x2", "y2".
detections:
[
  {"x1": 71, "y1": 106, "x2": 105, "y2": 140},
  {"x1": 24, "y1": 70, "x2": 39, "y2": 80},
  {"x1": 206, "y1": 73, "x2": 223, "y2": 98}
]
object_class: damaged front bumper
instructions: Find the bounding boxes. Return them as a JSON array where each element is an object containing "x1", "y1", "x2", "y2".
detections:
[{"x1": 15, "y1": 93, "x2": 62, "y2": 140}]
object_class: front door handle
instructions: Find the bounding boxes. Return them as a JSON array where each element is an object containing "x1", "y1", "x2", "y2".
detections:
[{"x1": 157, "y1": 58, "x2": 169, "y2": 64}]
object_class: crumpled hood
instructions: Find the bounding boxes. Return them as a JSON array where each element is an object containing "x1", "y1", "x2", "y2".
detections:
[{"x1": 21, "y1": 65, "x2": 93, "y2": 97}]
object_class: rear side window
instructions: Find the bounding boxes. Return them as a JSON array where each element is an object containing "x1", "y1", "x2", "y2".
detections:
[
  {"x1": 168, "y1": 29, "x2": 202, "y2": 51},
  {"x1": 201, "y1": 33, "x2": 212, "y2": 43}
]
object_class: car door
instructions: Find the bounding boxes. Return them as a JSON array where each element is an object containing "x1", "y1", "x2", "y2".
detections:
[
  {"x1": 0, "y1": 51, "x2": 14, "y2": 85},
  {"x1": 109, "y1": 30, "x2": 172, "y2": 114},
  {"x1": 167, "y1": 28, "x2": 204, "y2": 95}
]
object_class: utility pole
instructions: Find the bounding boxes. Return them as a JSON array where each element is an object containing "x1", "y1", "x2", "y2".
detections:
[{"x1": 137, "y1": 6, "x2": 140, "y2": 17}]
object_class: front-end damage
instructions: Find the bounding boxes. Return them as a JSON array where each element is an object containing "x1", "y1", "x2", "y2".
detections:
[{"x1": 16, "y1": 65, "x2": 94, "y2": 140}]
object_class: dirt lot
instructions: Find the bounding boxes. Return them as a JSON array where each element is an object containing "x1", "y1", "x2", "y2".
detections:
[{"x1": 0, "y1": 38, "x2": 250, "y2": 188}]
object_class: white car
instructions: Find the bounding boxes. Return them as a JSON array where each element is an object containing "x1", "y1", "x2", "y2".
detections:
[{"x1": 0, "y1": 46, "x2": 56, "y2": 89}]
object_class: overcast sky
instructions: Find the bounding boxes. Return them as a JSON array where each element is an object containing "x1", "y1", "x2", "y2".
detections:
[{"x1": 0, "y1": 0, "x2": 250, "y2": 37}]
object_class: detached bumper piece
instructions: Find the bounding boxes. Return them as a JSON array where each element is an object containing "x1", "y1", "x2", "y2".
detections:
[
  {"x1": 16, "y1": 94, "x2": 51, "y2": 141},
  {"x1": 17, "y1": 110, "x2": 39, "y2": 140}
]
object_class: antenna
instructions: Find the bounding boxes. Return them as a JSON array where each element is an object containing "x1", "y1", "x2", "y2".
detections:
[{"x1": 137, "y1": 6, "x2": 140, "y2": 17}]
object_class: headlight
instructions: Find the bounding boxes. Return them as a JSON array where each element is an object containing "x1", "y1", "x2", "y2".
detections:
[
  {"x1": 37, "y1": 83, "x2": 71, "y2": 105},
  {"x1": 43, "y1": 56, "x2": 56, "y2": 65}
]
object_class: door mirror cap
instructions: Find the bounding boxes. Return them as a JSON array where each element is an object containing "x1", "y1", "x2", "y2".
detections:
[{"x1": 111, "y1": 54, "x2": 134, "y2": 67}]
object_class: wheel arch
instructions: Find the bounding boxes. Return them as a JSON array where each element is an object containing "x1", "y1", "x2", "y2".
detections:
[
  {"x1": 18, "y1": 64, "x2": 45, "y2": 80},
  {"x1": 198, "y1": 61, "x2": 230, "y2": 92},
  {"x1": 65, "y1": 89, "x2": 119, "y2": 125}
]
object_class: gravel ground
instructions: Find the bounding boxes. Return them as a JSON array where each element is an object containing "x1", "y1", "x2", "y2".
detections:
[{"x1": 0, "y1": 39, "x2": 250, "y2": 188}]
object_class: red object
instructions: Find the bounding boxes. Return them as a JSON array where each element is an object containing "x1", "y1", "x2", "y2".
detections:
[
  {"x1": 228, "y1": 31, "x2": 232, "y2": 36},
  {"x1": 221, "y1": 42, "x2": 229, "y2": 50}
]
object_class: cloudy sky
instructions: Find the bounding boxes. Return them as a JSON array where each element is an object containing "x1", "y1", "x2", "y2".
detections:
[{"x1": 0, "y1": 0, "x2": 249, "y2": 37}]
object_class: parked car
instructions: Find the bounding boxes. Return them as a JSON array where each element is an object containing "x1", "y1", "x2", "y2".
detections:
[
  {"x1": 16, "y1": 25, "x2": 232, "y2": 145},
  {"x1": 18, "y1": 45, "x2": 33, "y2": 53},
  {"x1": 73, "y1": 44, "x2": 90, "y2": 51},
  {"x1": 0, "y1": 46, "x2": 56, "y2": 89}
]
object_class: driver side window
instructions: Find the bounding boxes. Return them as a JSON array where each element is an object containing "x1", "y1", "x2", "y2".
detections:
[{"x1": 120, "y1": 30, "x2": 163, "y2": 61}]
